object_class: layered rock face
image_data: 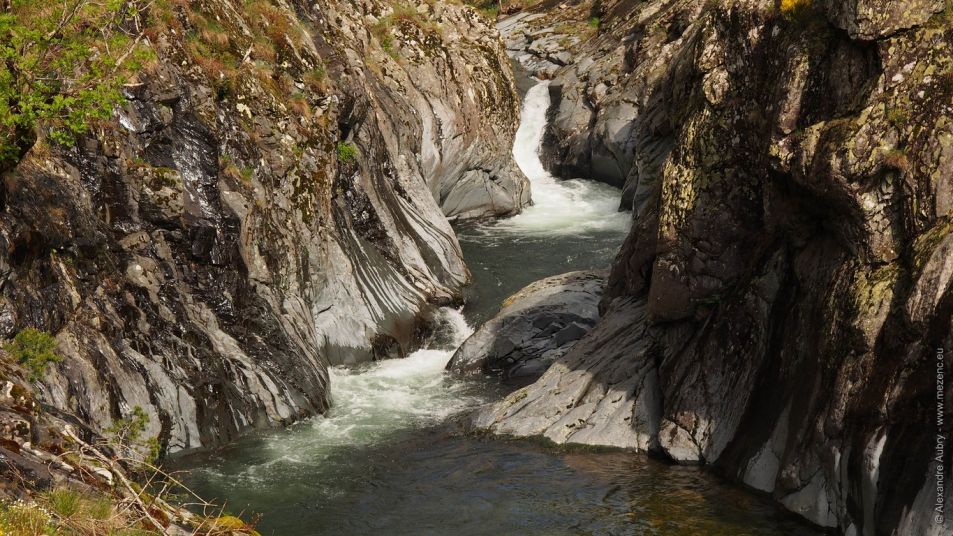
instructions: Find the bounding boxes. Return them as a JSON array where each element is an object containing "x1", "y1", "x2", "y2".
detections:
[
  {"x1": 0, "y1": 0, "x2": 526, "y2": 453},
  {"x1": 480, "y1": 1, "x2": 953, "y2": 534}
]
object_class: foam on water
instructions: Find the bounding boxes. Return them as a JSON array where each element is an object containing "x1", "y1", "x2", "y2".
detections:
[
  {"x1": 193, "y1": 307, "x2": 482, "y2": 485},
  {"x1": 315, "y1": 307, "x2": 478, "y2": 444},
  {"x1": 496, "y1": 81, "x2": 631, "y2": 235}
]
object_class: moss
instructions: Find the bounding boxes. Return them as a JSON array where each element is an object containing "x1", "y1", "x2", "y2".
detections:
[
  {"x1": 780, "y1": 0, "x2": 812, "y2": 16},
  {"x1": 336, "y1": 142, "x2": 359, "y2": 163},
  {"x1": 213, "y1": 515, "x2": 247, "y2": 529},
  {"x1": 885, "y1": 106, "x2": 909, "y2": 129},
  {"x1": 211, "y1": 514, "x2": 261, "y2": 535},
  {"x1": 912, "y1": 217, "x2": 953, "y2": 272},
  {"x1": 4, "y1": 328, "x2": 61, "y2": 382}
]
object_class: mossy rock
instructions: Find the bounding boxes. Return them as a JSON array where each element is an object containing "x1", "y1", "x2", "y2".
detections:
[{"x1": 212, "y1": 515, "x2": 261, "y2": 535}]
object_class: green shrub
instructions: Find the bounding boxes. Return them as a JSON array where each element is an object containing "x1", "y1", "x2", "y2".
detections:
[
  {"x1": 4, "y1": 328, "x2": 61, "y2": 382},
  {"x1": 0, "y1": 1, "x2": 154, "y2": 172},
  {"x1": 588, "y1": 17, "x2": 601, "y2": 28},
  {"x1": 336, "y1": 142, "x2": 359, "y2": 163},
  {"x1": 107, "y1": 406, "x2": 161, "y2": 465}
]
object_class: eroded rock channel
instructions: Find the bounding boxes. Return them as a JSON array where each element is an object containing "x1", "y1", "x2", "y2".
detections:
[
  {"x1": 173, "y1": 72, "x2": 822, "y2": 536},
  {"x1": 0, "y1": 0, "x2": 948, "y2": 535}
]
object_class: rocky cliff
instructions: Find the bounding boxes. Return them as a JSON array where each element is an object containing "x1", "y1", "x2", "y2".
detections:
[
  {"x1": 477, "y1": 1, "x2": 953, "y2": 534},
  {"x1": 0, "y1": 0, "x2": 527, "y2": 454}
]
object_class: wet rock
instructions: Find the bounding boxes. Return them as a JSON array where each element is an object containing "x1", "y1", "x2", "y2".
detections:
[{"x1": 447, "y1": 271, "x2": 604, "y2": 382}]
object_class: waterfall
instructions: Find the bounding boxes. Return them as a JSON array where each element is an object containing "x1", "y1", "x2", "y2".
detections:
[{"x1": 500, "y1": 81, "x2": 630, "y2": 235}]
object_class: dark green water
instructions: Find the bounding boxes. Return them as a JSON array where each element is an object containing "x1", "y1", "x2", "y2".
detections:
[{"x1": 170, "y1": 220, "x2": 819, "y2": 536}]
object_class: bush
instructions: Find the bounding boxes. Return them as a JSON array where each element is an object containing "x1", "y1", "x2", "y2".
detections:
[
  {"x1": 0, "y1": 1, "x2": 154, "y2": 171},
  {"x1": 336, "y1": 142, "x2": 359, "y2": 163},
  {"x1": 107, "y1": 405, "x2": 161, "y2": 465},
  {"x1": 588, "y1": 17, "x2": 601, "y2": 28},
  {"x1": 4, "y1": 328, "x2": 61, "y2": 382}
]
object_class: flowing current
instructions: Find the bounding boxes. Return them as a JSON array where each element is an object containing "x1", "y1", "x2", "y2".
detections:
[
  {"x1": 498, "y1": 81, "x2": 630, "y2": 236},
  {"x1": 173, "y1": 83, "x2": 821, "y2": 536}
]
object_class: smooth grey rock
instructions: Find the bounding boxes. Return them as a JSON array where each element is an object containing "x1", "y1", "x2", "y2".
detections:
[
  {"x1": 473, "y1": 298, "x2": 660, "y2": 451},
  {"x1": 447, "y1": 271, "x2": 604, "y2": 381}
]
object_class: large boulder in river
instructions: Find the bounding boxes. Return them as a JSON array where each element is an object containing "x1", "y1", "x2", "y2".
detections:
[{"x1": 447, "y1": 271, "x2": 604, "y2": 382}]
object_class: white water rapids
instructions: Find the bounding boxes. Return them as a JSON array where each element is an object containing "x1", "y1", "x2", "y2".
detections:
[
  {"x1": 183, "y1": 78, "x2": 632, "y2": 492},
  {"x1": 306, "y1": 81, "x2": 631, "y2": 445},
  {"x1": 496, "y1": 81, "x2": 631, "y2": 235}
]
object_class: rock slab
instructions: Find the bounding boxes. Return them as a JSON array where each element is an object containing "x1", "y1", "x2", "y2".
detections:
[{"x1": 447, "y1": 271, "x2": 604, "y2": 382}]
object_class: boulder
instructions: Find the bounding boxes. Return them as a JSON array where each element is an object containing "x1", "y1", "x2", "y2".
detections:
[{"x1": 447, "y1": 271, "x2": 604, "y2": 382}]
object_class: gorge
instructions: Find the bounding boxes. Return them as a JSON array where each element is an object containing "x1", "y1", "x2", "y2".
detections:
[
  {"x1": 0, "y1": 0, "x2": 950, "y2": 535},
  {"x1": 172, "y1": 76, "x2": 819, "y2": 536}
]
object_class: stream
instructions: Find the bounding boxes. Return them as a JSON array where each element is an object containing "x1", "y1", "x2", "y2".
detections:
[{"x1": 172, "y1": 83, "x2": 821, "y2": 536}]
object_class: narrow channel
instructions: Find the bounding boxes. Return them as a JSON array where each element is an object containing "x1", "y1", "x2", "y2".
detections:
[{"x1": 173, "y1": 83, "x2": 821, "y2": 536}]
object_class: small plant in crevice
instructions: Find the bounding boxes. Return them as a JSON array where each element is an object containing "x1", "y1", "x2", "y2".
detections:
[
  {"x1": 337, "y1": 142, "x2": 359, "y2": 164},
  {"x1": 106, "y1": 405, "x2": 161, "y2": 466},
  {"x1": 588, "y1": 16, "x2": 601, "y2": 29},
  {"x1": 4, "y1": 328, "x2": 62, "y2": 382},
  {"x1": 884, "y1": 148, "x2": 912, "y2": 174}
]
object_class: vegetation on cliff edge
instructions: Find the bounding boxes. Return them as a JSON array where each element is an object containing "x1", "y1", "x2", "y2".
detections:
[{"x1": 0, "y1": 0, "x2": 153, "y2": 172}]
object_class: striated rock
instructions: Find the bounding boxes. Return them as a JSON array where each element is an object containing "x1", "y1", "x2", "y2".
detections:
[
  {"x1": 0, "y1": 0, "x2": 526, "y2": 453},
  {"x1": 447, "y1": 271, "x2": 604, "y2": 382},
  {"x1": 487, "y1": 1, "x2": 953, "y2": 534},
  {"x1": 473, "y1": 298, "x2": 661, "y2": 450}
]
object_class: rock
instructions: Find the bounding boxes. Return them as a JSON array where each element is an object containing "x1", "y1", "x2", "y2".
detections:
[
  {"x1": 1, "y1": 0, "x2": 527, "y2": 454},
  {"x1": 490, "y1": 1, "x2": 953, "y2": 533},
  {"x1": 448, "y1": 271, "x2": 604, "y2": 381},
  {"x1": 0, "y1": 447, "x2": 54, "y2": 490},
  {"x1": 821, "y1": 0, "x2": 946, "y2": 39},
  {"x1": 473, "y1": 298, "x2": 660, "y2": 450}
]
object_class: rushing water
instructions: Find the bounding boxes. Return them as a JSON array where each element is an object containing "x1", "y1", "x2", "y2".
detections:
[
  {"x1": 460, "y1": 81, "x2": 630, "y2": 324},
  {"x1": 172, "y1": 83, "x2": 821, "y2": 536}
]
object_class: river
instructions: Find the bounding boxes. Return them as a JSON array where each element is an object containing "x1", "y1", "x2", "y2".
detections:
[{"x1": 172, "y1": 83, "x2": 821, "y2": 536}]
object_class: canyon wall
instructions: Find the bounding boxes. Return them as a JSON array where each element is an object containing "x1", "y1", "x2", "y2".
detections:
[
  {"x1": 0, "y1": 0, "x2": 526, "y2": 453},
  {"x1": 480, "y1": 1, "x2": 953, "y2": 534}
]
